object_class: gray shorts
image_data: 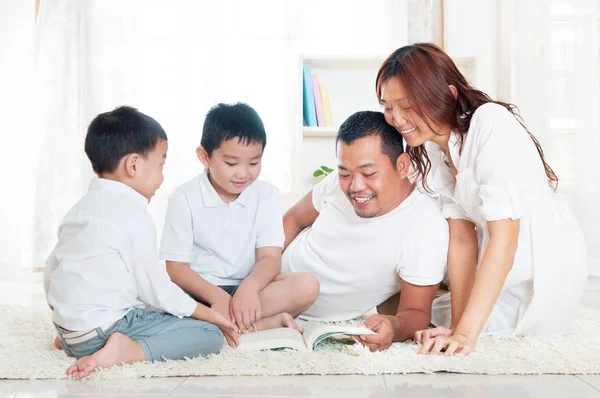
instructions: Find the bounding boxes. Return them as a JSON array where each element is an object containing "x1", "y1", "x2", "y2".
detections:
[{"x1": 55, "y1": 308, "x2": 223, "y2": 361}]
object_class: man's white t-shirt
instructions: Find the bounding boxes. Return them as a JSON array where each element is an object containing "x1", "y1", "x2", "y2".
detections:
[
  {"x1": 282, "y1": 172, "x2": 449, "y2": 321},
  {"x1": 160, "y1": 170, "x2": 285, "y2": 286}
]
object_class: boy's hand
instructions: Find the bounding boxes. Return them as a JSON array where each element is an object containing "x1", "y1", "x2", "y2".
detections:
[
  {"x1": 230, "y1": 283, "x2": 262, "y2": 333},
  {"x1": 207, "y1": 308, "x2": 240, "y2": 348}
]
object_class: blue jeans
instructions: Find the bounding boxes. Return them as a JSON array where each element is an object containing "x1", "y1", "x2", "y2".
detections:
[{"x1": 56, "y1": 308, "x2": 223, "y2": 361}]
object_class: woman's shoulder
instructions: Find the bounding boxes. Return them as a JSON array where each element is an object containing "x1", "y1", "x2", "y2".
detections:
[
  {"x1": 468, "y1": 102, "x2": 525, "y2": 143},
  {"x1": 471, "y1": 102, "x2": 515, "y2": 125}
]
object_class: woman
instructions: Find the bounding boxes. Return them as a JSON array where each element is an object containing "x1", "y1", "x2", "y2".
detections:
[{"x1": 376, "y1": 43, "x2": 587, "y2": 355}]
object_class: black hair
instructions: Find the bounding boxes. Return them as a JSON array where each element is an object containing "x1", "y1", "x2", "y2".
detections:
[
  {"x1": 84, "y1": 105, "x2": 167, "y2": 174},
  {"x1": 201, "y1": 102, "x2": 266, "y2": 156},
  {"x1": 336, "y1": 111, "x2": 405, "y2": 167}
]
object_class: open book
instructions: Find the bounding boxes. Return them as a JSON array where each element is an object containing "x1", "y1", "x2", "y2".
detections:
[{"x1": 236, "y1": 322, "x2": 377, "y2": 352}]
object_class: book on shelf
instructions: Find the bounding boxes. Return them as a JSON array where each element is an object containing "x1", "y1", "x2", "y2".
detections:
[
  {"x1": 302, "y1": 66, "x2": 318, "y2": 127},
  {"x1": 311, "y1": 72, "x2": 326, "y2": 126},
  {"x1": 236, "y1": 322, "x2": 376, "y2": 352},
  {"x1": 319, "y1": 83, "x2": 334, "y2": 126}
]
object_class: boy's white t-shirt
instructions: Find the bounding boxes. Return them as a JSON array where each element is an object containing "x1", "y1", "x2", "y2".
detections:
[
  {"x1": 160, "y1": 170, "x2": 285, "y2": 286},
  {"x1": 282, "y1": 172, "x2": 449, "y2": 321}
]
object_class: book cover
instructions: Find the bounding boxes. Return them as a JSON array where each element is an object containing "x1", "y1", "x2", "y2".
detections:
[
  {"x1": 303, "y1": 66, "x2": 318, "y2": 127},
  {"x1": 311, "y1": 72, "x2": 325, "y2": 126},
  {"x1": 319, "y1": 84, "x2": 334, "y2": 127}
]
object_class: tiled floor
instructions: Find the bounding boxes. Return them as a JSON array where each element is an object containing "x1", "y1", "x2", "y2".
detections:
[{"x1": 1, "y1": 271, "x2": 599, "y2": 398}]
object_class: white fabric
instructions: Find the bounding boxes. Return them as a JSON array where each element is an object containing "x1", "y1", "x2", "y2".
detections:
[
  {"x1": 44, "y1": 179, "x2": 197, "y2": 331},
  {"x1": 160, "y1": 171, "x2": 285, "y2": 286},
  {"x1": 496, "y1": 0, "x2": 600, "y2": 276},
  {"x1": 428, "y1": 103, "x2": 588, "y2": 335},
  {"x1": 282, "y1": 172, "x2": 449, "y2": 321}
]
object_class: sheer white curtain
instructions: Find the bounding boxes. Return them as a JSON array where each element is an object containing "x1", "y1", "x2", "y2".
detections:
[
  {"x1": 501, "y1": 0, "x2": 600, "y2": 276},
  {"x1": 24, "y1": 0, "x2": 417, "y2": 269}
]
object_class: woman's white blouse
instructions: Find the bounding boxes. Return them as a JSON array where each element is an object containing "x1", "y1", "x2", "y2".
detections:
[{"x1": 427, "y1": 103, "x2": 587, "y2": 335}]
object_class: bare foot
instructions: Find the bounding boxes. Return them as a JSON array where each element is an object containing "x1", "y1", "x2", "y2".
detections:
[
  {"x1": 254, "y1": 312, "x2": 303, "y2": 333},
  {"x1": 66, "y1": 333, "x2": 145, "y2": 380},
  {"x1": 54, "y1": 336, "x2": 63, "y2": 350}
]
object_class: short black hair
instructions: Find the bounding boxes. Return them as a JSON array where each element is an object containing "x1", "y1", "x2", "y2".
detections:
[
  {"x1": 85, "y1": 106, "x2": 167, "y2": 174},
  {"x1": 201, "y1": 102, "x2": 266, "y2": 157},
  {"x1": 336, "y1": 111, "x2": 404, "y2": 167}
]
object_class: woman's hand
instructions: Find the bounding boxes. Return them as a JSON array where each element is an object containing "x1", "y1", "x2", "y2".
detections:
[
  {"x1": 414, "y1": 326, "x2": 454, "y2": 344},
  {"x1": 418, "y1": 332, "x2": 476, "y2": 356}
]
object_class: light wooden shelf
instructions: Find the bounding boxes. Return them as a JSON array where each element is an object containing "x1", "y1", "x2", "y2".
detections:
[{"x1": 303, "y1": 126, "x2": 338, "y2": 137}]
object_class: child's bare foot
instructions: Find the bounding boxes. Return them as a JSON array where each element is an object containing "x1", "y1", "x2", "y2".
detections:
[
  {"x1": 254, "y1": 312, "x2": 302, "y2": 333},
  {"x1": 66, "y1": 333, "x2": 145, "y2": 380},
  {"x1": 54, "y1": 336, "x2": 63, "y2": 350}
]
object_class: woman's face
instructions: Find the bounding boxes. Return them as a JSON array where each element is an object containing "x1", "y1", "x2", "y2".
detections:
[{"x1": 380, "y1": 76, "x2": 449, "y2": 148}]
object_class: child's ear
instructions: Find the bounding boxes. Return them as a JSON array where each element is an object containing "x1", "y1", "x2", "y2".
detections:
[
  {"x1": 123, "y1": 154, "x2": 139, "y2": 178},
  {"x1": 396, "y1": 153, "x2": 411, "y2": 178},
  {"x1": 196, "y1": 146, "x2": 210, "y2": 167}
]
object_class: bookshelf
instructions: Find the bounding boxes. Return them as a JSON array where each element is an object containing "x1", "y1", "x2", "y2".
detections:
[{"x1": 295, "y1": 54, "x2": 476, "y2": 196}]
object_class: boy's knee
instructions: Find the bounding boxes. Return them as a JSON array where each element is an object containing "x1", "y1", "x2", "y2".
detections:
[
  {"x1": 191, "y1": 323, "x2": 224, "y2": 356},
  {"x1": 294, "y1": 272, "x2": 320, "y2": 304}
]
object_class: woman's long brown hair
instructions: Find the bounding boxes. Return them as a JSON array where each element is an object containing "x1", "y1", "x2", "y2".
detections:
[{"x1": 375, "y1": 43, "x2": 558, "y2": 192}]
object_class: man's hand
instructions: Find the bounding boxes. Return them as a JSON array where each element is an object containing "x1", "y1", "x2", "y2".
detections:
[
  {"x1": 358, "y1": 314, "x2": 394, "y2": 352},
  {"x1": 418, "y1": 332, "x2": 476, "y2": 356},
  {"x1": 414, "y1": 326, "x2": 454, "y2": 344},
  {"x1": 230, "y1": 282, "x2": 262, "y2": 333},
  {"x1": 206, "y1": 308, "x2": 240, "y2": 348}
]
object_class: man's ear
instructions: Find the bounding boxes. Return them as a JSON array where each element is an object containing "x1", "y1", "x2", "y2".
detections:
[
  {"x1": 449, "y1": 84, "x2": 458, "y2": 100},
  {"x1": 396, "y1": 153, "x2": 411, "y2": 178},
  {"x1": 123, "y1": 154, "x2": 139, "y2": 178},
  {"x1": 196, "y1": 146, "x2": 210, "y2": 167}
]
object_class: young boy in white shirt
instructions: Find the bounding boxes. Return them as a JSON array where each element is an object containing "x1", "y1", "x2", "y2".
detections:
[
  {"x1": 161, "y1": 103, "x2": 319, "y2": 346},
  {"x1": 45, "y1": 106, "x2": 237, "y2": 380}
]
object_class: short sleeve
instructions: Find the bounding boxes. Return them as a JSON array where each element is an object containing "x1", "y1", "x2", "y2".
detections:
[
  {"x1": 311, "y1": 172, "x2": 340, "y2": 212},
  {"x1": 470, "y1": 104, "x2": 529, "y2": 221},
  {"x1": 256, "y1": 186, "x2": 285, "y2": 248},
  {"x1": 159, "y1": 191, "x2": 194, "y2": 262},
  {"x1": 397, "y1": 204, "x2": 449, "y2": 286}
]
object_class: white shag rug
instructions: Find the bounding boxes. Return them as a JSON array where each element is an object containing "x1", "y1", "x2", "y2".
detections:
[{"x1": 1, "y1": 305, "x2": 599, "y2": 380}]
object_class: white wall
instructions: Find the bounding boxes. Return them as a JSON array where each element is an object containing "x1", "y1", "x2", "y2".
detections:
[
  {"x1": 444, "y1": 0, "x2": 498, "y2": 98},
  {"x1": 0, "y1": 0, "x2": 36, "y2": 268}
]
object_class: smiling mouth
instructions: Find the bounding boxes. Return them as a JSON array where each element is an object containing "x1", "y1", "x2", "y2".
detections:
[
  {"x1": 351, "y1": 196, "x2": 373, "y2": 206},
  {"x1": 400, "y1": 127, "x2": 416, "y2": 135}
]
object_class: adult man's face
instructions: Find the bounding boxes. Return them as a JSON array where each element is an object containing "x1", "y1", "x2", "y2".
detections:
[{"x1": 337, "y1": 134, "x2": 407, "y2": 218}]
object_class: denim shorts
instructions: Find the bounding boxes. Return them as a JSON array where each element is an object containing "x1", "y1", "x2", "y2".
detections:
[{"x1": 55, "y1": 308, "x2": 223, "y2": 361}]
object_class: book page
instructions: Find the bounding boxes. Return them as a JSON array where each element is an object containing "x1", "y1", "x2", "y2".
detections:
[
  {"x1": 236, "y1": 328, "x2": 309, "y2": 352},
  {"x1": 302, "y1": 322, "x2": 377, "y2": 351}
]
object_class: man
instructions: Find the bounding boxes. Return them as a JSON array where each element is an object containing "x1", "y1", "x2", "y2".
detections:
[{"x1": 282, "y1": 111, "x2": 449, "y2": 351}]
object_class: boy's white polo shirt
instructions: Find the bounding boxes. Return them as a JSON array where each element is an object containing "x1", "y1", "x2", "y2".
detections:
[{"x1": 160, "y1": 170, "x2": 285, "y2": 286}]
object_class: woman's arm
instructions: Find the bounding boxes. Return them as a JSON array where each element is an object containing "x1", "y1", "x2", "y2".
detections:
[
  {"x1": 446, "y1": 218, "x2": 479, "y2": 328},
  {"x1": 453, "y1": 218, "x2": 520, "y2": 340},
  {"x1": 419, "y1": 218, "x2": 520, "y2": 354}
]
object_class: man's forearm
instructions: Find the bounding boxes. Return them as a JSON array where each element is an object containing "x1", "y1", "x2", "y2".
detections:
[
  {"x1": 390, "y1": 309, "x2": 431, "y2": 342},
  {"x1": 167, "y1": 262, "x2": 228, "y2": 305}
]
